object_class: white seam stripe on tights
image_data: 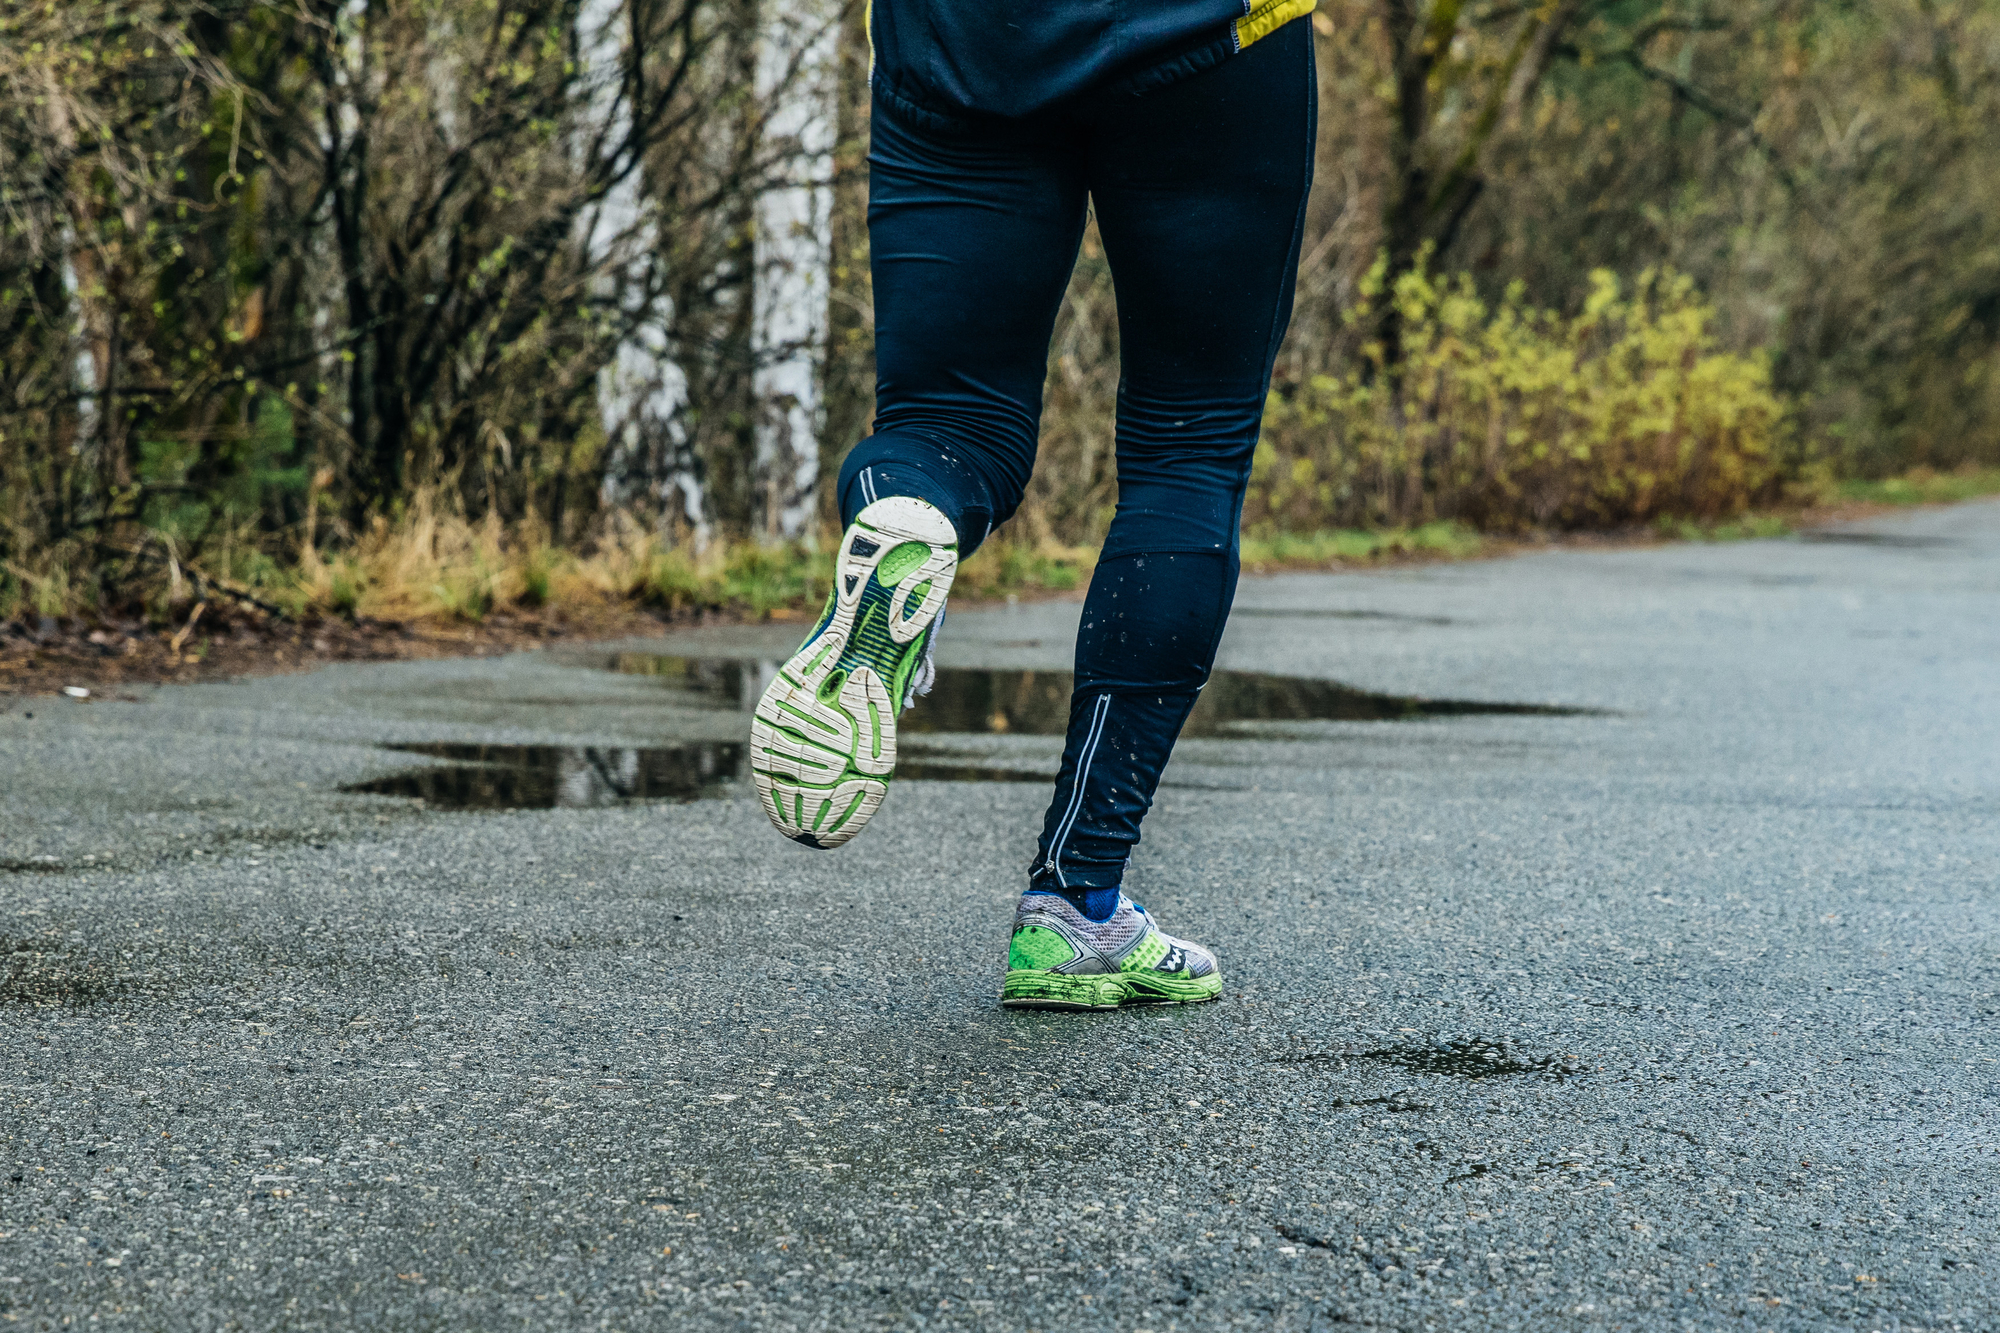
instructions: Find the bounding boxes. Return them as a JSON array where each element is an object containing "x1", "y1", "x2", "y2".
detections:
[{"x1": 1045, "y1": 692, "x2": 1111, "y2": 889}]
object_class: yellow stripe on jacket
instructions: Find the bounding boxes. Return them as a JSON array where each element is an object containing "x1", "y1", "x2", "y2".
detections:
[{"x1": 1233, "y1": 0, "x2": 1316, "y2": 51}]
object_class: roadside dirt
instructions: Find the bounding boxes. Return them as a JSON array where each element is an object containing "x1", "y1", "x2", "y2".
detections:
[{"x1": 0, "y1": 601, "x2": 691, "y2": 702}]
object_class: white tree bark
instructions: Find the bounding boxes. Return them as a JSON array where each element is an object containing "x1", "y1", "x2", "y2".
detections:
[{"x1": 751, "y1": 0, "x2": 839, "y2": 538}]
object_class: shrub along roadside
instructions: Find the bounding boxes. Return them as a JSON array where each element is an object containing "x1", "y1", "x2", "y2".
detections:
[
  {"x1": 1254, "y1": 265, "x2": 1795, "y2": 533},
  {"x1": 13, "y1": 257, "x2": 1967, "y2": 633}
]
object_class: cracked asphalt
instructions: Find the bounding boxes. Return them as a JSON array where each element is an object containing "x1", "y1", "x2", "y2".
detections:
[{"x1": 2, "y1": 501, "x2": 1997, "y2": 1331}]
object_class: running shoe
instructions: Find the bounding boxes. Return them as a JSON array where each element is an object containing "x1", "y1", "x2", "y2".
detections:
[
  {"x1": 750, "y1": 496, "x2": 957, "y2": 849},
  {"x1": 1000, "y1": 892, "x2": 1222, "y2": 1009}
]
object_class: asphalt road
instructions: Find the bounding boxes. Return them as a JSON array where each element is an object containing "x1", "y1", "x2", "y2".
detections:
[{"x1": 2, "y1": 503, "x2": 1996, "y2": 1331}]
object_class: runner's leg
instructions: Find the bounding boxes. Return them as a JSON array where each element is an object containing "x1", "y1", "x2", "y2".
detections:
[
  {"x1": 838, "y1": 103, "x2": 1090, "y2": 555},
  {"x1": 1029, "y1": 20, "x2": 1317, "y2": 912}
]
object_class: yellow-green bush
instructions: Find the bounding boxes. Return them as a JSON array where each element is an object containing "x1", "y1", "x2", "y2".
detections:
[{"x1": 1253, "y1": 265, "x2": 1792, "y2": 532}]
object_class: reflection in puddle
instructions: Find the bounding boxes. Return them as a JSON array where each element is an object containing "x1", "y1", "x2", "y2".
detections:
[
  {"x1": 343, "y1": 654, "x2": 1599, "y2": 810},
  {"x1": 613, "y1": 653, "x2": 778, "y2": 701},
  {"x1": 1355, "y1": 1038, "x2": 1581, "y2": 1081},
  {"x1": 889, "y1": 759, "x2": 1048, "y2": 784},
  {"x1": 1797, "y1": 531, "x2": 1956, "y2": 549},
  {"x1": 1233, "y1": 607, "x2": 1455, "y2": 625},
  {"x1": 605, "y1": 653, "x2": 1600, "y2": 735},
  {"x1": 345, "y1": 741, "x2": 744, "y2": 809},
  {"x1": 908, "y1": 669, "x2": 1600, "y2": 736},
  {"x1": 341, "y1": 740, "x2": 1043, "y2": 811},
  {"x1": 1, "y1": 932, "x2": 136, "y2": 1008}
]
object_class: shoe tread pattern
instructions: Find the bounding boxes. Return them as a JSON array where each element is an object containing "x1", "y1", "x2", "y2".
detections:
[{"x1": 751, "y1": 499, "x2": 955, "y2": 849}]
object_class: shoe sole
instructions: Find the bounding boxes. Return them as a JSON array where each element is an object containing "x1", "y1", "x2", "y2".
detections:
[
  {"x1": 750, "y1": 497, "x2": 956, "y2": 850},
  {"x1": 999, "y1": 969, "x2": 1224, "y2": 1011}
]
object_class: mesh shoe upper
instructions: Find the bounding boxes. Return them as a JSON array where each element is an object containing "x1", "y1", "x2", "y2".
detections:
[{"x1": 1006, "y1": 892, "x2": 1218, "y2": 979}]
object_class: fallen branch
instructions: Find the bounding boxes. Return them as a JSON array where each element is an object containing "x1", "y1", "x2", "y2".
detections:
[
  {"x1": 99, "y1": 542, "x2": 294, "y2": 620},
  {"x1": 168, "y1": 601, "x2": 206, "y2": 655}
]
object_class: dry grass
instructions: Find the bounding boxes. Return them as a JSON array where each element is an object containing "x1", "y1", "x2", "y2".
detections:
[
  {"x1": 287, "y1": 492, "x2": 1105, "y2": 625},
  {"x1": 9, "y1": 463, "x2": 1999, "y2": 642}
]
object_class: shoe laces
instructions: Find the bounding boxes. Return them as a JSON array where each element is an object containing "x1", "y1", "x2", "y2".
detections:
[{"x1": 903, "y1": 604, "x2": 943, "y2": 710}]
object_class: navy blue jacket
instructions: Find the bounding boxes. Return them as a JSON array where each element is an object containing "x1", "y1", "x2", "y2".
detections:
[{"x1": 868, "y1": 0, "x2": 1316, "y2": 126}]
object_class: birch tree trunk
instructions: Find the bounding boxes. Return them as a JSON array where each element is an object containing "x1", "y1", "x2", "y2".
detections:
[{"x1": 815, "y1": 0, "x2": 875, "y2": 535}]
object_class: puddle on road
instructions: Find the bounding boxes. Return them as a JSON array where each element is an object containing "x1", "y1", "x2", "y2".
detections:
[
  {"x1": 1356, "y1": 1038, "x2": 1581, "y2": 1082},
  {"x1": 341, "y1": 740, "x2": 1045, "y2": 812},
  {"x1": 351, "y1": 655, "x2": 1601, "y2": 811},
  {"x1": 613, "y1": 653, "x2": 771, "y2": 699},
  {"x1": 3, "y1": 934, "x2": 135, "y2": 1008},
  {"x1": 344, "y1": 741, "x2": 747, "y2": 809},
  {"x1": 0, "y1": 856, "x2": 68, "y2": 875},
  {"x1": 1232, "y1": 607, "x2": 1455, "y2": 625},
  {"x1": 605, "y1": 654, "x2": 1599, "y2": 736},
  {"x1": 1797, "y1": 531, "x2": 1957, "y2": 549}
]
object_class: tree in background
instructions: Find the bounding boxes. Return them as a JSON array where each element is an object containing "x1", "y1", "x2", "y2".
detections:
[
  {"x1": 814, "y1": 0, "x2": 873, "y2": 535},
  {"x1": 0, "y1": 1, "x2": 242, "y2": 584},
  {"x1": 1, "y1": 0, "x2": 833, "y2": 618},
  {"x1": 1353, "y1": 0, "x2": 2000, "y2": 472},
  {"x1": 5, "y1": 0, "x2": 2000, "y2": 623}
]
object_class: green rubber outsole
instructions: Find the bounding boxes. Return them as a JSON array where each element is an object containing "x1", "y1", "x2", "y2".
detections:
[{"x1": 1000, "y1": 969, "x2": 1223, "y2": 1011}]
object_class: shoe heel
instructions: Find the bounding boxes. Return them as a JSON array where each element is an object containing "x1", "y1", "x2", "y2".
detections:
[{"x1": 1000, "y1": 970, "x2": 1123, "y2": 1011}]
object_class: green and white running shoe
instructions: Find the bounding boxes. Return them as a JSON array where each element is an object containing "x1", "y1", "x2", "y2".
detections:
[
  {"x1": 750, "y1": 496, "x2": 957, "y2": 849},
  {"x1": 1001, "y1": 892, "x2": 1223, "y2": 1010}
]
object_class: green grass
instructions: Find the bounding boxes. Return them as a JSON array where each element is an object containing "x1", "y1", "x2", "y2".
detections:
[
  {"x1": 956, "y1": 541, "x2": 1094, "y2": 598},
  {"x1": 615, "y1": 522, "x2": 1477, "y2": 618},
  {"x1": 1652, "y1": 464, "x2": 2000, "y2": 544},
  {"x1": 1239, "y1": 521, "x2": 1483, "y2": 570},
  {"x1": 1834, "y1": 466, "x2": 2000, "y2": 507},
  {"x1": 1654, "y1": 514, "x2": 1795, "y2": 543},
  {"x1": 718, "y1": 545, "x2": 830, "y2": 617}
]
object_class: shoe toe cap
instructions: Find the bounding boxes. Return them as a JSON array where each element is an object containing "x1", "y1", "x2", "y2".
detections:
[{"x1": 1165, "y1": 934, "x2": 1219, "y2": 978}]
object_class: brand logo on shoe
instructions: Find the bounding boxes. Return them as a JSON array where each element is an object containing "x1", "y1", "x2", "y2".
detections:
[{"x1": 1157, "y1": 946, "x2": 1186, "y2": 974}]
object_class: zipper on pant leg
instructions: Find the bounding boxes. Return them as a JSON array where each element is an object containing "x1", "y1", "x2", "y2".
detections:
[{"x1": 1041, "y1": 692, "x2": 1112, "y2": 886}]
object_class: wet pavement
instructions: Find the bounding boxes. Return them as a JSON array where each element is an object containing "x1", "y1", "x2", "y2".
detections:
[
  {"x1": 330, "y1": 666, "x2": 1597, "y2": 813},
  {"x1": 2, "y1": 503, "x2": 1998, "y2": 1331},
  {"x1": 600, "y1": 654, "x2": 1602, "y2": 735}
]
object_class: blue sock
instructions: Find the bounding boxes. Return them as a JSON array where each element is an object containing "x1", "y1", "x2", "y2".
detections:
[{"x1": 1028, "y1": 881, "x2": 1121, "y2": 924}]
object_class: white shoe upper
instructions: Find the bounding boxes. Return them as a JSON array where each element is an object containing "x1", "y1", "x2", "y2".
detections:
[{"x1": 1009, "y1": 891, "x2": 1219, "y2": 979}]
